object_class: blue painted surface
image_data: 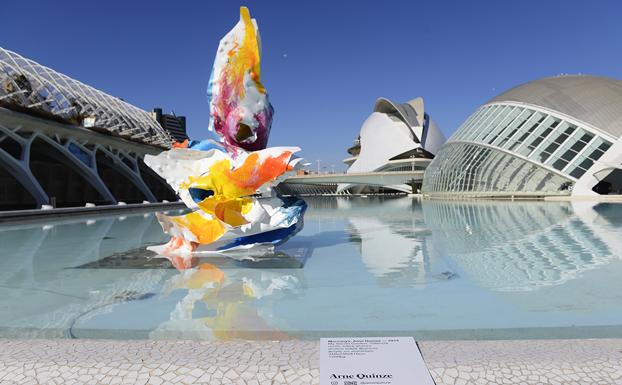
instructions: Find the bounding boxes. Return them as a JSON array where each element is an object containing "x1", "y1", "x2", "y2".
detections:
[
  {"x1": 218, "y1": 196, "x2": 307, "y2": 250},
  {"x1": 188, "y1": 188, "x2": 214, "y2": 203},
  {"x1": 187, "y1": 139, "x2": 224, "y2": 152},
  {"x1": 67, "y1": 143, "x2": 92, "y2": 167}
]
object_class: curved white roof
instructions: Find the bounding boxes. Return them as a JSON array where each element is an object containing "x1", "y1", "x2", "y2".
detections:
[
  {"x1": 0, "y1": 47, "x2": 172, "y2": 148},
  {"x1": 488, "y1": 75, "x2": 622, "y2": 139},
  {"x1": 374, "y1": 97, "x2": 424, "y2": 129}
]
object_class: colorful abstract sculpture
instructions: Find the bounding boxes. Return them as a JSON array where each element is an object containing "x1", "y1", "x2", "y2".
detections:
[
  {"x1": 145, "y1": 7, "x2": 306, "y2": 258},
  {"x1": 207, "y1": 6, "x2": 273, "y2": 154}
]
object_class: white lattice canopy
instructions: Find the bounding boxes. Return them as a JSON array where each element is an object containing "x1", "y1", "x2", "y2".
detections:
[{"x1": 0, "y1": 47, "x2": 172, "y2": 148}]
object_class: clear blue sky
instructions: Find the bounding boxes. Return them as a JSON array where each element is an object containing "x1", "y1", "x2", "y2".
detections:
[{"x1": 2, "y1": 0, "x2": 621, "y2": 171}]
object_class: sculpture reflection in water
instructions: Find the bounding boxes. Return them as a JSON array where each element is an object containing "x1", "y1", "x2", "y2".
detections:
[
  {"x1": 145, "y1": 6, "x2": 306, "y2": 260},
  {"x1": 0, "y1": 210, "x2": 307, "y2": 339},
  {"x1": 151, "y1": 260, "x2": 304, "y2": 340},
  {"x1": 150, "y1": 233, "x2": 310, "y2": 340}
]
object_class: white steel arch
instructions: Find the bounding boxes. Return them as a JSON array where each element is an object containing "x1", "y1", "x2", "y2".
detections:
[{"x1": 0, "y1": 47, "x2": 172, "y2": 148}]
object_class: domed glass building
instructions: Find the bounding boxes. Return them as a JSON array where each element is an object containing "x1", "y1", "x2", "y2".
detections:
[{"x1": 422, "y1": 75, "x2": 622, "y2": 197}]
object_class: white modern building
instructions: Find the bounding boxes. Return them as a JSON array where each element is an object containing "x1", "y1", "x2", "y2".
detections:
[
  {"x1": 340, "y1": 97, "x2": 445, "y2": 193},
  {"x1": 0, "y1": 47, "x2": 177, "y2": 209},
  {"x1": 422, "y1": 75, "x2": 622, "y2": 198}
]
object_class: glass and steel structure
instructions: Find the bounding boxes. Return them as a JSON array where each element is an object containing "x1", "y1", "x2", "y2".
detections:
[
  {"x1": 423, "y1": 76, "x2": 619, "y2": 197},
  {"x1": 0, "y1": 47, "x2": 171, "y2": 148}
]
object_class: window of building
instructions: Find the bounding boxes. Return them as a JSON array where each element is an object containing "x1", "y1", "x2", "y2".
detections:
[
  {"x1": 486, "y1": 107, "x2": 522, "y2": 145},
  {"x1": 562, "y1": 136, "x2": 612, "y2": 178},
  {"x1": 475, "y1": 106, "x2": 512, "y2": 142},
  {"x1": 497, "y1": 109, "x2": 533, "y2": 148},
  {"x1": 467, "y1": 106, "x2": 500, "y2": 141},
  {"x1": 509, "y1": 114, "x2": 545, "y2": 152},
  {"x1": 453, "y1": 108, "x2": 486, "y2": 140}
]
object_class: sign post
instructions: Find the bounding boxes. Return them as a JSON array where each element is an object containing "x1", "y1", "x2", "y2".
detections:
[{"x1": 320, "y1": 337, "x2": 435, "y2": 385}]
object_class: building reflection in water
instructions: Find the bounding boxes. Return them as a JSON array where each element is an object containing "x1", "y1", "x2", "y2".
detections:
[
  {"x1": 422, "y1": 200, "x2": 622, "y2": 291},
  {"x1": 1, "y1": 198, "x2": 622, "y2": 339},
  {"x1": 306, "y1": 197, "x2": 622, "y2": 292},
  {"x1": 334, "y1": 197, "x2": 442, "y2": 287},
  {"x1": 0, "y1": 212, "x2": 174, "y2": 337}
]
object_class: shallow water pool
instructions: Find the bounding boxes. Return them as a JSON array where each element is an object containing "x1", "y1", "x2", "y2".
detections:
[{"x1": 1, "y1": 197, "x2": 622, "y2": 340}]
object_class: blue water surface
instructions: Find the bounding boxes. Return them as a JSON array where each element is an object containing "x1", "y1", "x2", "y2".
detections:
[{"x1": 1, "y1": 197, "x2": 621, "y2": 340}]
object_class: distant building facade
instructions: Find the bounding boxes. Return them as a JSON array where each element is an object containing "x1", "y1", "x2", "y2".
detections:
[
  {"x1": 277, "y1": 97, "x2": 445, "y2": 196},
  {"x1": 340, "y1": 97, "x2": 445, "y2": 193},
  {"x1": 0, "y1": 47, "x2": 178, "y2": 210},
  {"x1": 422, "y1": 75, "x2": 622, "y2": 198},
  {"x1": 151, "y1": 108, "x2": 188, "y2": 143}
]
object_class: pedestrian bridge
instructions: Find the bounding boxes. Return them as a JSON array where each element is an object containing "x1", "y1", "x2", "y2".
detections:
[{"x1": 282, "y1": 170, "x2": 424, "y2": 187}]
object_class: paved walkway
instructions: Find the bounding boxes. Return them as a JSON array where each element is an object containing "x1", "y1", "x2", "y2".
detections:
[
  {"x1": 421, "y1": 339, "x2": 622, "y2": 385},
  {"x1": 1, "y1": 338, "x2": 621, "y2": 384}
]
